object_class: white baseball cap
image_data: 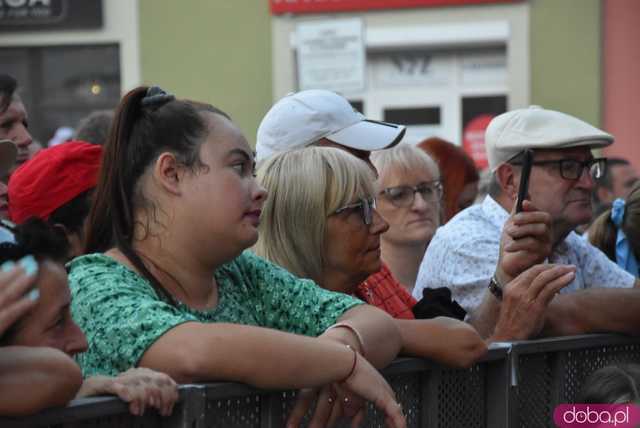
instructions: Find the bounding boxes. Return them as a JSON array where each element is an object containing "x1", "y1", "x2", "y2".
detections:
[
  {"x1": 256, "y1": 90, "x2": 406, "y2": 163},
  {"x1": 485, "y1": 106, "x2": 614, "y2": 171}
]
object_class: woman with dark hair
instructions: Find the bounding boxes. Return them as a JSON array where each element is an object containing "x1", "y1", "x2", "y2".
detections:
[
  {"x1": 588, "y1": 182, "x2": 640, "y2": 277},
  {"x1": 8, "y1": 140, "x2": 102, "y2": 260},
  {"x1": 0, "y1": 251, "x2": 80, "y2": 416},
  {"x1": 0, "y1": 219, "x2": 179, "y2": 417},
  {"x1": 69, "y1": 86, "x2": 405, "y2": 428},
  {"x1": 418, "y1": 137, "x2": 480, "y2": 223}
]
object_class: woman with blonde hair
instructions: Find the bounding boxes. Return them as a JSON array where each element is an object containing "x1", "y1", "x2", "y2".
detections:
[
  {"x1": 370, "y1": 144, "x2": 442, "y2": 292},
  {"x1": 68, "y1": 86, "x2": 406, "y2": 428},
  {"x1": 588, "y1": 182, "x2": 640, "y2": 277},
  {"x1": 256, "y1": 146, "x2": 488, "y2": 369}
]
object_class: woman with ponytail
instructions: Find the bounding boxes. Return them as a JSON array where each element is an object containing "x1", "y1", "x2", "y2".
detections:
[
  {"x1": 69, "y1": 86, "x2": 405, "y2": 427},
  {"x1": 588, "y1": 182, "x2": 640, "y2": 277}
]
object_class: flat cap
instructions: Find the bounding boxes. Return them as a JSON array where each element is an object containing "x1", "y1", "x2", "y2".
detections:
[{"x1": 485, "y1": 106, "x2": 613, "y2": 171}]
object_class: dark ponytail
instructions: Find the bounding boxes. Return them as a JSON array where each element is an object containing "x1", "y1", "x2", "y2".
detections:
[{"x1": 84, "y1": 86, "x2": 229, "y2": 305}]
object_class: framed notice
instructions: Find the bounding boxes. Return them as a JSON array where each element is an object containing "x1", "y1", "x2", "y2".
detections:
[{"x1": 296, "y1": 18, "x2": 365, "y2": 93}]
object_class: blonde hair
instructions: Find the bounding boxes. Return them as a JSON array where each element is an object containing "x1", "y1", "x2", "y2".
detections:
[
  {"x1": 371, "y1": 143, "x2": 440, "y2": 182},
  {"x1": 255, "y1": 147, "x2": 376, "y2": 282}
]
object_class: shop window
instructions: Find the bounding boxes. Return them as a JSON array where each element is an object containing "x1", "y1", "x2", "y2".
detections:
[
  {"x1": 348, "y1": 100, "x2": 364, "y2": 114},
  {"x1": 0, "y1": 44, "x2": 120, "y2": 144},
  {"x1": 384, "y1": 106, "x2": 440, "y2": 126}
]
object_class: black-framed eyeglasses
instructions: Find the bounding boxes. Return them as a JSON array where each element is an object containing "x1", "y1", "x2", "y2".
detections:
[
  {"x1": 511, "y1": 157, "x2": 607, "y2": 181},
  {"x1": 333, "y1": 196, "x2": 376, "y2": 225},
  {"x1": 380, "y1": 181, "x2": 443, "y2": 208}
]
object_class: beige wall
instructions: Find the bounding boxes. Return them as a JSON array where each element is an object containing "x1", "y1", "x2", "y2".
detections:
[
  {"x1": 530, "y1": 0, "x2": 602, "y2": 127},
  {"x1": 139, "y1": 1, "x2": 273, "y2": 145}
]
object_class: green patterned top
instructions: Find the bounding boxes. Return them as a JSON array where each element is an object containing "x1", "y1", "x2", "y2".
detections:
[{"x1": 69, "y1": 251, "x2": 363, "y2": 377}]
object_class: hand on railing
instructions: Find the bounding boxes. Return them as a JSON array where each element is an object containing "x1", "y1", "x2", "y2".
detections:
[
  {"x1": 76, "y1": 367, "x2": 179, "y2": 416},
  {"x1": 0, "y1": 261, "x2": 39, "y2": 337},
  {"x1": 286, "y1": 350, "x2": 406, "y2": 428},
  {"x1": 491, "y1": 264, "x2": 576, "y2": 341}
]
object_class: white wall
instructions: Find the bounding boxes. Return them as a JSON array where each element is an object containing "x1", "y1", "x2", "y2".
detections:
[{"x1": 271, "y1": 2, "x2": 530, "y2": 110}]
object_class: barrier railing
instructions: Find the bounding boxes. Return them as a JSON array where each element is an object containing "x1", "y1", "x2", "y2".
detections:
[{"x1": 2, "y1": 334, "x2": 640, "y2": 428}]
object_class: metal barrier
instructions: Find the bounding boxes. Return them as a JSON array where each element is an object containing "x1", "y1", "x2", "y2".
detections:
[{"x1": 2, "y1": 334, "x2": 640, "y2": 428}]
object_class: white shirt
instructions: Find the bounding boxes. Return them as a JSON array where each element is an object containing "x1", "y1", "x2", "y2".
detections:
[{"x1": 412, "y1": 196, "x2": 636, "y2": 313}]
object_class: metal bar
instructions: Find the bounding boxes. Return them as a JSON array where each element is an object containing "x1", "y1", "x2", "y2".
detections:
[{"x1": 3, "y1": 335, "x2": 640, "y2": 427}]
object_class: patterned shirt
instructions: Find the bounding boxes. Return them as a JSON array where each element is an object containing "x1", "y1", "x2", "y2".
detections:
[
  {"x1": 412, "y1": 196, "x2": 636, "y2": 313},
  {"x1": 356, "y1": 263, "x2": 416, "y2": 319},
  {"x1": 69, "y1": 251, "x2": 363, "y2": 377}
]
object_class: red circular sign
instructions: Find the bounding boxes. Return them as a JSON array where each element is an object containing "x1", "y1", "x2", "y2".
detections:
[{"x1": 462, "y1": 114, "x2": 494, "y2": 170}]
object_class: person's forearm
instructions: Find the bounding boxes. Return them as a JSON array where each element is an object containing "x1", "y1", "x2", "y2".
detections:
[
  {"x1": 467, "y1": 291, "x2": 501, "y2": 339},
  {"x1": 396, "y1": 318, "x2": 487, "y2": 368},
  {"x1": 0, "y1": 347, "x2": 82, "y2": 416},
  {"x1": 139, "y1": 322, "x2": 362, "y2": 388},
  {"x1": 320, "y1": 304, "x2": 401, "y2": 368},
  {"x1": 544, "y1": 289, "x2": 640, "y2": 336}
]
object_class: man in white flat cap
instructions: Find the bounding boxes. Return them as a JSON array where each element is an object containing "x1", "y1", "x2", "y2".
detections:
[
  {"x1": 412, "y1": 106, "x2": 639, "y2": 340},
  {"x1": 256, "y1": 89, "x2": 406, "y2": 170}
]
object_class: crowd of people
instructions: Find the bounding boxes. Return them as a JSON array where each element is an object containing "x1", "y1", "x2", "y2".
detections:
[{"x1": 0, "y1": 71, "x2": 638, "y2": 425}]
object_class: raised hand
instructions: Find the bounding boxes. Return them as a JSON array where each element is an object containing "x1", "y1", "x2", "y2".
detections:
[
  {"x1": 0, "y1": 259, "x2": 39, "y2": 337},
  {"x1": 497, "y1": 200, "x2": 553, "y2": 283}
]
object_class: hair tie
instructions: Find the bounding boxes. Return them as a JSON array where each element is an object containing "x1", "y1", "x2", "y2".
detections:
[
  {"x1": 610, "y1": 198, "x2": 639, "y2": 276},
  {"x1": 611, "y1": 198, "x2": 626, "y2": 227},
  {"x1": 141, "y1": 86, "x2": 175, "y2": 110}
]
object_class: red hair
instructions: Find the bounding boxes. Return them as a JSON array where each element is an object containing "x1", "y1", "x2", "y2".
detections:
[{"x1": 418, "y1": 137, "x2": 479, "y2": 222}]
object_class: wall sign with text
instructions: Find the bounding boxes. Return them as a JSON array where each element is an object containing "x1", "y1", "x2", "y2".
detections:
[
  {"x1": 296, "y1": 18, "x2": 366, "y2": 93},
  {"x1": 270, "y1": 0, "x2": 520, "y2": 15},
  {"x1": 0, "y1": 0, "x2": 102, "y2": 32}
]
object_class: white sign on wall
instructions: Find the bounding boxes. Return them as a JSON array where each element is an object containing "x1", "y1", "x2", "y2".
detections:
[{"x1": 296, "y1": 18, "x2": 365, "y2": 93}]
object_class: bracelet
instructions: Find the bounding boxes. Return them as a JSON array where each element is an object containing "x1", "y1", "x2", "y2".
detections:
[
  {"x1": 339, "y1": 345, "x2": 358, "y2": 384},
  {"x1": 325, "y1": 322, "x2": 366, "y2": 357},
  {"x1": 488, "y1": 274, "x2": 504, "y2": 300}
]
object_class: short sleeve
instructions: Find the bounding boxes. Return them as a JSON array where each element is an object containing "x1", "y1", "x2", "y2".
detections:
[
  {"x1": 570, "y1": 234, "x2": 636, "y2": 289},
  {"x1": 238, "y1": 251, "x2": 364, "y2": 336},
  {"x1": 414, "y1": 222, "x2": 500, "y2": 313},
  {"x1": 69, "y1": 255, "x2": 198, "y2": 377}
]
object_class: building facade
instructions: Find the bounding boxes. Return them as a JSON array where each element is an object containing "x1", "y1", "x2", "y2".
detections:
[{"x1": 1, "y1": 0, "x2": 635, "y2": 168}]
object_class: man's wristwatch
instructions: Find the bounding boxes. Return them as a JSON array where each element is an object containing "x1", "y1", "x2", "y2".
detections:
[{"x1": 488, "y1": 275, "x2": 504, "y2": 300}]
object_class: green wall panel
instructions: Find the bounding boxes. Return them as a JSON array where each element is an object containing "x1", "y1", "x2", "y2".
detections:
[
  {"x1": 139, "y1": 1, "x2": 272, "y2": 146},
  {"x1": 530, "y1": 0, "x2": 602, "y2": 126}
]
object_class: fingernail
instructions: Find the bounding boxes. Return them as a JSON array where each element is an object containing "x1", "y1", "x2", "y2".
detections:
[
  {"x1": 1, "y1": 260, "x2": 15, "y2": 272},
  {"x1": 27, "y1": 288, "x2": 39, "y2": 301},
  {"x1": 18, "y1": 255, "x2": 38, "y2": 277}
]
